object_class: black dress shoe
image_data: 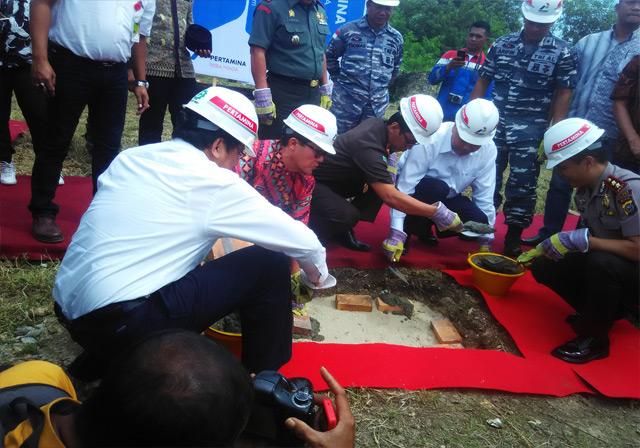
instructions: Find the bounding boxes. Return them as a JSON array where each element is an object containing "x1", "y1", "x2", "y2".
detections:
[
  {"x1": 340, "y1": 230, "x2": 370, "y2": 252},
  {"x1": 551, "y1": 335, "x2": 609, "y2": 364},
  {"x1": 520, "y1": 233, "x2": 545, "y2": 247},
  {"x1": 32, "y1": 216, "x2": 63, "y2": 243}
]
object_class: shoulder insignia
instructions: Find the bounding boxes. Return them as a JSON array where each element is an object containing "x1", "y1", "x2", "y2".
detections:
[
  {"x1": 604, "y1": 176, "x2": 626, "y2": 193},
  {"x1": 621, "y1": 197, "x2": 637, "y2": 216}
]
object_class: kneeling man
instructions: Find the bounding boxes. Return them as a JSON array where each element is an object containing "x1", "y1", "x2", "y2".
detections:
[
  {"x1": 53, "y1": 87, "x2": 329, "y2": 379},
  {"x1": 524, "y1": 118, "x2": 640, "y2": 363},
  {"x1": 238, "y1": 105, "x2": 337, "y2": 224},
  {"x1": 384, "y1": 99, "x2": 499, "y2": 261}
]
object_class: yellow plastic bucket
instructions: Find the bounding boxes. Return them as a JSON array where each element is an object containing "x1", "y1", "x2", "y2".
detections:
[
  {"x1": 204, "y1": 326, "x2": 242, "y2": 359},
  {"x1": 467, "y1": 252, "x2": 525, "y2": 296}
]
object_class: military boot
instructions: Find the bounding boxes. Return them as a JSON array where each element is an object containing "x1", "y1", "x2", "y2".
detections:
[{"x1": 503, "y1": 225, "x2": 524, "y2": 259}]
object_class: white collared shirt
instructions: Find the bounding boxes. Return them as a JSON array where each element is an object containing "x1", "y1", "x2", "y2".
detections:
[
  {"x1": 54, "y1": 139, "x2": 328, "y2": 320},
  {"x1": 49, "y1": 0, "x2": 155, "y2": 62},
  {"x1": 391, "y1": 122, "x2": 497, "y2": 232}
]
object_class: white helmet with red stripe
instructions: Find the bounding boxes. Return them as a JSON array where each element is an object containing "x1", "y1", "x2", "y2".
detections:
[
  {"x1": 185, "y1": 86, "x2": 259, "y2": 156},
  {"x1": 399, "y1": 94, "x2": 443, "y2": 145},
  {"x1": 544, "y1": 118, "x2": 605, "y2": 169},
  {"x1": 455, "y1": 98, "x2": 499, "y2": 145},
  {"x1": 283, "y1": 105, "x2": 337, "y2": 154},
  {"x1": 521, "y1": 0, "x2": 563, "y2": 24},
  {"x1": 370, "y1": 0, "x2": 400, "y2": 6}
]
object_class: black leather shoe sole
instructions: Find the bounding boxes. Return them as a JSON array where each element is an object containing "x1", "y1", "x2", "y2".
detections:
[
  {"x1": 520, "y1": 234, "x2": 544, "y2": 247},
  {"x1": 32, "y1": 230, "x2": 64, "y2": 244},
  {"x1": 551, "y1": 337, "x2": 610, "y2": 364}
]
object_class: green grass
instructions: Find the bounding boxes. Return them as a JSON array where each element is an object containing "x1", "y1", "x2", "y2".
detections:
[{"x1": 0, "y1": 259, "x2": 58, "y2": 337}]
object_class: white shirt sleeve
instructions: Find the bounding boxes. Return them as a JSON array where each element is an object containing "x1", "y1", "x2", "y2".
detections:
[
  {"x1": 390, "y1": 144, "x2": 433, "y2": 231},
  {"x1": 140, "y1": 0, "x2": 156, "y2": 37},
  {"x1": 205, "y1": 177, "x2": 329, "y2": 280},
  {"x1": 470, "y1": 144, "x2": 497, "y2": 234}
]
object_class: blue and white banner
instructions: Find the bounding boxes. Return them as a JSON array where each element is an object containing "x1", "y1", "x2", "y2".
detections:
[{"x1": 192, "y1": 0, "x2": 366, "y2": 84}]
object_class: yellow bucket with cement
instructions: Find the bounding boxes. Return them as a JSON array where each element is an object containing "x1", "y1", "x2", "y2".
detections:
[{"x1": 467, "y1": 252, "x2": 525, "y2": 296}]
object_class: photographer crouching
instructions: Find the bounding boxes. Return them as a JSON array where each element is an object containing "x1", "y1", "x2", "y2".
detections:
[{"x1": 0, "y1": 330, "x2": 356, "y2": 447}]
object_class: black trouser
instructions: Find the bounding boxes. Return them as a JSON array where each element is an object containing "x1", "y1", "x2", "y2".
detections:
[
  {"x1": 258, "y1": 73, "x2": 321, "y2": 140},
  {"x1": 531, "y1": 251, "x2": 640, "y2": 337},
  {"x1": 404, "y1": 177, "x2": 488, "y2": 238},
  {"x1": 29, "y1": 44, "x2": 128, "y2": 217},
  {"x1": 138, "y1": 75, "x2": 197, "y2": 145},
  {"x1": 309, "y1": 182, "x2": 382, "y2": 240},
  {"x1": 56, "y1": 246, "x2": 292, "y2": 373},
  {"x1": 0, "y1": 65, "x2": 47, "y2": 162}
]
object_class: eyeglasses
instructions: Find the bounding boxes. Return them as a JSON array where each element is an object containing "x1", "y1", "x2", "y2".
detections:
[{"x1": 303, "y1": 142, "x2": 325, "y2": 159}]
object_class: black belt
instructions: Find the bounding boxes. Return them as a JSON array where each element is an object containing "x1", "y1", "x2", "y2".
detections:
[
  {"x1": 55, "y1": 294, "x2": 152, "y2": 329},
  {"x1": 268, "y1": 72, "x2": 320, "y2": 87},
  {"x1": 49, "y1": 42, "x2": 127, "y2": 68}
]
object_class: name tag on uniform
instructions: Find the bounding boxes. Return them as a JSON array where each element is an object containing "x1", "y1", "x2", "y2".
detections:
[
  {"x1": 496, "y1": 46, "x2": 518, "y2": 57},
  {"x1": 527, "y1": 61, "x2": 554, "y2": 75},
  {"x1": 531, "y1": 51, "x2": 558, "y2": 64}
]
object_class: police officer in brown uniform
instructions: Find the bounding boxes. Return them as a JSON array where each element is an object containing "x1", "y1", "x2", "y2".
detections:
[
  {"x1": 523, "y1": 118, "x2": 640, "y2": 364},
  {"x1": 249, "y1": 0, "x2": 333, "y2": 139}
]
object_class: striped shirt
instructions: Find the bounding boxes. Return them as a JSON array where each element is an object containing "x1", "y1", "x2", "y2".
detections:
[{"x1": 569, "y1": 27, "x2": 640, "y2": 140}]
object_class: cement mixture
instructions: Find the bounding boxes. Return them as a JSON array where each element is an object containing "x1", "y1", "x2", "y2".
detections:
[{"x1": 298, "y1": 295, "x2": 443, "y2": 346}]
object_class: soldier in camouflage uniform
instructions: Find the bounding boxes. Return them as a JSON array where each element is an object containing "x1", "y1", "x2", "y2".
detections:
[
  {"x1": 326, "y1": 0, "x2": 403, "y2": 134},
  {"x1": 471, "y1": 0, "x2": 577, "y2": 257},
  {"x1": 0, "y1": 0, "x2": 47, "y2": 185}
]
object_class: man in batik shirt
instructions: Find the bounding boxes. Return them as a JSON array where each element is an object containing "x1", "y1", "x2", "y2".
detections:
[{"x1": 237, "y1": 105, "x2": 337, "y2": 224}]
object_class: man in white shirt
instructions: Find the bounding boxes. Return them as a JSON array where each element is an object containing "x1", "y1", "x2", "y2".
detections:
[
  {"x1": 53, "y1": 87, "x2": 330, "y2": 380},
  {"x1": 383, "y1": 99, "x2": 499, "y2": 261},
  {"x1": 29, "y1": 0, "x2": 155, "y2": 243}
]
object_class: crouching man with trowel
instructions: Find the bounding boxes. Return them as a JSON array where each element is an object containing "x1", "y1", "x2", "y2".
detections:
[
  {"x1": 53, "y1": 87, "x2": 332, "y2": 381},
  {"x1": 310, "y1": 94, "x2": 465, "y2": 252},
  {"x1": 519, "y1": 118, "x2": 640, "y2": 364},
  {"x1": 383, "y1": 99, "x2": 499, "y2": 262}
]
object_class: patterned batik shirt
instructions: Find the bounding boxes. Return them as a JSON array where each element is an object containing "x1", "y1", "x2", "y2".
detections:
[
  {"x1": 237, "y1": 139, "x2": 315, "y2": 225},
  {"x1": 0, "y1": 0, "x2": 32, "y2": 67}
]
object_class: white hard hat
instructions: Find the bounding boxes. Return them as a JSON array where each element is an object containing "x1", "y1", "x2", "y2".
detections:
[
  {"x1": 370, "y1": 0, "x2": 400, "y2": 6},
  {"x1": 185, "y1": 86, "x2": 258, "y2": 156},
  {"x1": 283, "y1": 105, "x2": 337, "y2": 154},
  {"x1": 399, "y1": 94, "x2": 443, "y2": 145},
  {"x1": 544, "y1": 118, "x2": 605, "y2": 169},
  {"x1": 521, "y1": 0, "x2": 563, "y2": 24},
  {"x1": 454, "y1": 99, "x2": 499, "y2": 145}
]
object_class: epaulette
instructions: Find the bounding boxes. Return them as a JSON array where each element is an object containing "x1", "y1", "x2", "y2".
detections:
[{"x1": 604, "y1": 175, "x2": 626, "y2": 193}]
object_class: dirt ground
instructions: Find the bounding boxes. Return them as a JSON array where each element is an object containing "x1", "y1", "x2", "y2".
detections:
[
  {"x1": 2, "y1": 265, "x2": 639, "y2": 447},
  {"x1": 330, "y1": 267, "x2": 519, "y2": 353}
]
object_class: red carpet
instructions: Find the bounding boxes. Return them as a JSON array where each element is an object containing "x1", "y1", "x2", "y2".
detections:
[
  {"x1": 2, "y1": 176, "x2": 638, "y2": 398},
  {"x1": 0, "y1": 176, "x2": 92, "y2": 259},
  {"x1": 9, "y1": 120, "x2": 28, "y2": 142},
  {"x1": 325, "y1": 206, "x2": 579, "y2": 270},
  {"x1": 283, "y1": 271, "x2": 639, "y2": 398}
]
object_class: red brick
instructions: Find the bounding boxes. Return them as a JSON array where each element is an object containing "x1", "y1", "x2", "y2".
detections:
[
  {"x1": 433, "y1": 343, "x2": 464, "y2": 349},
  {"x1": 335, "y1": 294, "x2": 373, "y2": 312},
  {"x1": 293, "y1": 315, "x2": 312, "y2": 336},
  {"x1": 430, "y1": 319, "x2": 463, "y2": 344},
  {"x1": 376, "y1": 297, "x2": 403, "y2": 314}
]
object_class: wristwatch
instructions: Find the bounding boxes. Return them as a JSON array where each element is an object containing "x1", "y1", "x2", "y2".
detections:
[{"x1": 135, "y1": 80, "x2": 149, "y2": 89}]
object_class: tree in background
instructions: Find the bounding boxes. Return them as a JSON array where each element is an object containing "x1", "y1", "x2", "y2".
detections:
[{"x1": 558, "y1": 0, "x2": 617, "y2": 44}]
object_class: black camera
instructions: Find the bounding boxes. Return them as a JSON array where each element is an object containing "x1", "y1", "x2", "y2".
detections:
[{"x1": 243, "y1": 370, "x2": 316, "y2": 446}]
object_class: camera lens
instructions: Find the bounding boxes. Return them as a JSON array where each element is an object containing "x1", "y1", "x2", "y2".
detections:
[{"x1": 292, "y1": 390, "x2": 313, "y2": 408}]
